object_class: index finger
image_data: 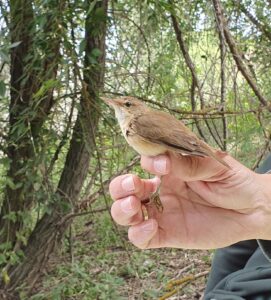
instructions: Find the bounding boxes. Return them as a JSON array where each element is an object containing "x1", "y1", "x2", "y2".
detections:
[{"x1": 109, "y1": 174, "x2": 160, "y2": 201}]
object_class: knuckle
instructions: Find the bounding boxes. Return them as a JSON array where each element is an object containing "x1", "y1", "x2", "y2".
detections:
[
  {"x1": 131, "y1": 175, "x2": 142, "y2": 193},
  {"x1": 110, "y1": 202, "x2": 119, "y2": 221},
  {"x1": 140, "y1": 155, "x2": 152, "y2": 171},
  {"x1": 108, "y1": 177, "x2": 119, "y2": 197}
]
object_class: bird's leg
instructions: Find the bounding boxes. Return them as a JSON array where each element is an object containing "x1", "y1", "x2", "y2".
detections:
[{"x1": 150, "y1": 176, "x2": 164, "y2": 212}]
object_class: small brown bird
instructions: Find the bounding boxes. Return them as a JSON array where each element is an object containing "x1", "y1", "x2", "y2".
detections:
[{"x1": 104, "y1": 96, "x2": 229, "y2": 211}]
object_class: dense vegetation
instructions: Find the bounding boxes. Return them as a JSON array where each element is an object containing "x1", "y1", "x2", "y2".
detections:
[{"x1": 0, "y1": 0, "x2": 271, "y2": 298}]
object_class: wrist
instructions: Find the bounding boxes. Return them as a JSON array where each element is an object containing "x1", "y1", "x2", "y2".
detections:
[{"x1": 254, "y1": 173, "x2": 271, "y2": 240}]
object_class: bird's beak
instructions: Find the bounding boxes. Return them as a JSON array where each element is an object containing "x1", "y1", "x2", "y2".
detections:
[{"x1": 101, "y1": 97, "x2": 120, "y2": 108}]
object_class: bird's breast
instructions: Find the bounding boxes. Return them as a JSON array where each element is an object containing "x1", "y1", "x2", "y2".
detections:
[{"x1": 125, "y1": 134, "x2": 166, "y2": 156}]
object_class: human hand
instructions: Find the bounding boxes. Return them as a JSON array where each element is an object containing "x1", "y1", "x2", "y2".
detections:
[{"x1": 109, "y1": 153, "x2": 271, "y2": 249}]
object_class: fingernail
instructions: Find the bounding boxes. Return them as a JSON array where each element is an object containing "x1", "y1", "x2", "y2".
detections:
[
  {"x1": 121, "y1": 176, "x2": 135, "y2": 192},
  {"x1": 154, "y1": 156, "x2": 167, "y2": 174},
  {"x1": 120, "y1": 197, "x2": 133, "y2": 213},
  {"x1": 141, "y1": 220, "x2": 154, "y2": 232}
]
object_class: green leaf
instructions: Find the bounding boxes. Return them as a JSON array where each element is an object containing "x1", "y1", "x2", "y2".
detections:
[
  {"x1": 9, "y1": 41, "x2": 22, "y2": 49},
  {"x1": 0, "y1": 81, "x2": 6, "y2": 97},
  {"x1": 0, "y1": 49, "x2": 9, "y2": 62},
  {"x1": 86, "y1": 0, "x2": 99, "y2": 16},
  {"x1": 79, "y1": 39, "x2": 86, "y2": 54},
  {"x1": 0, "y1": 242, "x2": 12, "y2": 251},
  {"x1": 3, "y1": 211, "x2": 17, "y2": 223},
  {"x1": 16, "y1": 232, "x2": 28, "y2": 246},
  {"x1": 9, "y1": 251, "x2": 21, "y2": 264},
  {"x1": 33, "y1": 182, "x2": 41, "y2": 191},
  {"x1": 1, "y1": 269, "x2": 10, "y2": 285},
  {"x1": 37, "y1": 14, "x2": 47, "y2": 28},
  {"x1": 87, "y1": 54, "x2": 98, "y2": 64},
  {"x1": 33, "y1": 79, "x2": 60, "y2": 99},
  {"x1": 6, "y1": 177, "x2": 17, "y2": 190},
  {"x1": 0, "y1": 254, "x2": 7, "y2": 265},
  {"x1": 91, "y1": 48, "x2": 102, "y2": 58}
]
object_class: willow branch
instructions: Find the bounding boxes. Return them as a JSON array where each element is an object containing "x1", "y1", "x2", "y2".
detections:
[
  {"x1": 59, "y1": 156, "x2": 139, "y2": 226},
  {"x1": 110, "y1": 8, "x2": 144, "y2": 91},
  {"x1": 114, "y1": 12, "x2": 152, "y2": 92},
  {"x1": 169, "y1": 11, "x2": 204, "y2": 108},
  {"x1": 169, "y1": 4, "x2": 225, "y2": 148},
  {"x1": 212, "y1": 0, "x2": 270, "y2": 111},
  {"x1": 237, "y1": 1, "x2": 271, "y2": 42},
  {"x1": 104, "y1": 91, "x2": 268, "y2": 117},
  {"x1": 169, "y1": 6, "x2": 208, "y2": 142},
  {"x1": 214, "y1": 1, "x2": 228, "y2": 150},
  {"x1": 190, "y1": 80, "x2": 207, "y2": 140},
  {"x1": 252, "y1": 137, "x2": 271, "y2": 170}
]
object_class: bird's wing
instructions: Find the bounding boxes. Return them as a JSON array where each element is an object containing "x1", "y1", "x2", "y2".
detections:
[{"x1": 132, "y1": 111, "x2": 210, "y2": 157}]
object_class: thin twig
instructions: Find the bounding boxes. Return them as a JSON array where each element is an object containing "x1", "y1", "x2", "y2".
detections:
[
  {"x1": 169, "y1": 5, "x2": 208, "y2": 142},
  {"x1": 77, "y1": 155, "x2": 139, "y2": 211},
  {"x1": 214, "y1": 2, "x2": 228, "y2": 150},
  {"x1": 169, "y1": 3, "x2": 226, "y2": 148},
  {"x1": 159, "y1": 270, "x2": 209, "y2": 300},
  {"x1": 103, "y1": 91, "x2": 268, "y2": 116},
  {"x1": 60, "y1": 155, "x2": 140, "y2": 225},
  {"x1": 252, "y1": 137, "x2": 271, "y2": 171},
  {"x1": 114, "y1": 12, "x2": 152, "y2": 92},
  {"x1": 237, "y1": 0, "x2": 271, "y2": 42},
  {"x1": 212, "y1": 0, "x2": 271, "y2": 111}
]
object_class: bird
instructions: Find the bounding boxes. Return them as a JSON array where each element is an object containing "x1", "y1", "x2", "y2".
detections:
[{"x1": 103, "y1": 96, "x2": 229, "y2": 212}]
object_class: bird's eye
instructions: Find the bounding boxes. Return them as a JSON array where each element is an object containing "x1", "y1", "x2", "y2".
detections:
[{"x1": 125, "y1": 101, "x2": 132, "y2": 107}]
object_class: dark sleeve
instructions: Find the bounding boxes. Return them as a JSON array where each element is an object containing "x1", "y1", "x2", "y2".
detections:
[
  {"x1": 257, "y1": 240, "x2": 271, "y2": 262},
  {"x1": 204, "y1": 240, "x2": 259, "y2": 294}
]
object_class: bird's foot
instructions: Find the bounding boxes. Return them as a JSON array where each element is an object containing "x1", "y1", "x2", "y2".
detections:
[{"x1": 150, "y1": 190, "x2": 164, "y2": 213}]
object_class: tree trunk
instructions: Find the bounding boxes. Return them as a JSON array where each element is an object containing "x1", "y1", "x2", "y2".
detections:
[
  {"x1": 0, "y1": 0, "x2": 36, "y2": 246},
  {"x1": 0, "y1": 0, "x2": 108, "y2": 297},
  {"x1": 0, "y1": 0, "x2": 64, "y2": 246}
]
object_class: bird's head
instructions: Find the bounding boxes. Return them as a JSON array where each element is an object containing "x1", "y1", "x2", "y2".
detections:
[{"x1": 102, "y1": 96, "x2": 147, "y2": 123}]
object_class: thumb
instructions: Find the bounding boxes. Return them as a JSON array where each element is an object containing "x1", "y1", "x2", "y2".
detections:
[{"x1": 141, "y1": 152, "x2": 235, "y2": 182}]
